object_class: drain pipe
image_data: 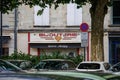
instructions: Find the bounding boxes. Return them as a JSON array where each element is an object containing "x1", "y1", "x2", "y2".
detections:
[
  {"x1": 0, "y1": 12, "x2": 3, "y2": 56},
  {"x1": 14, "y1": 8, "x2": 18, "y2": 52}
]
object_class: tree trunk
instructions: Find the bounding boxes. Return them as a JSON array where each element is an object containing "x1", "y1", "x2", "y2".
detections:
[{"x1": 90, "y1": 0, "x2": 108, "y2": 61}]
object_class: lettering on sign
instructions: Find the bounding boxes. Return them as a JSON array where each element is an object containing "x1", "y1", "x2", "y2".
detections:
[
  {"x1": 48, "y1": 45, "x2": 57, "y2": 48},
  {"x1": 39, "y1": 33, "x2": 77, "y2": 37},
  {"x1": 81, "y1": 32, "x2": 88, "y2": 47},
  {"x1": 30, "y1": 32, "x2": 81, "y2": 43},
  {"x1": 39, "y1": 32, "x2": 78, "y2": 42},
  {"x1": 48, "y1": 45, "x2": 68, "y2": 48}
]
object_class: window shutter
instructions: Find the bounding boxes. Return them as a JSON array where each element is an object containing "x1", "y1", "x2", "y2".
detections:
[
  {"x1": 34, "y1": 6, "x2": 49, "y2": 26},
  {"x1": 67, "y1": 3, "x2": 82, "y2": 26}
]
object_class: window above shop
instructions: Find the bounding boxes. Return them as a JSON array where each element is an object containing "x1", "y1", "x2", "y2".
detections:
[
  {"x1": 34, "y1": 6, "x2": 50, "y2": 27},
  {"x1": 67, "y1": 3, "x2": 82, "y2": 27},
  {"x1": 113, "y1": 0, "x2": 120, "y2": 25}
]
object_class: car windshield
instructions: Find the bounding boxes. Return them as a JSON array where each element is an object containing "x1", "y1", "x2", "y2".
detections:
[
  {"x1": 0, "y1": 60, "x2": 22, "y2": 71},
  {"x1": 9, "y1": 61, "x2": 22, "y2": 67},
  {"x1": 34, "y1": 60, "x2": 76, "y2": 70},
  {"x1": 78, "y1": 63, "x2": 100, "y2": 69},
  {"x1": 34, "y1": 61, "x2": 63, "y2": 70},
  {"x1": 113, "y1": 62, "x2": 120, "y2": 67}
]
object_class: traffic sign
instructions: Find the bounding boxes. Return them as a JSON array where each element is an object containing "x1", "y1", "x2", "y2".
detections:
[
  {"x1": 80, "y1": 23, "x2": 89, "y2": 32},
  {"x1": 81, "y1": 32, "x2": 88, "y2": 47}
]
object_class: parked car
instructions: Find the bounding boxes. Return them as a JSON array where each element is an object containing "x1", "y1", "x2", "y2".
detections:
[
  {"x1": 0, "y1": 59, "x2": 24, "y2": 73},
  {"x1": 1, "y1": 71, "x2": 119, "y2": 80},
  {"x1": 31, "y1": 59, "x2": 76, "y2": 71},
  {"x1": 7, "y1": 60, "x2": 32, "y2": 70},
  {"x1": 110, "y1": 62, "x2": 120, "y2": 72},
  {"x1": 76, "y1": 61, "x2": 111, "y2": 72}
]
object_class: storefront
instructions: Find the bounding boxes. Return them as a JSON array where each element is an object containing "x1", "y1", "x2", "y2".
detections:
[
  {"x1": 109, "y1": 32, "x2": 120, "y2": 65},
  {"x1": 0, "y1": 36, "x2": 11, "y2": 55},
  {"x1": 28, "y1": 31, "x2": 84, "y2": 57}
]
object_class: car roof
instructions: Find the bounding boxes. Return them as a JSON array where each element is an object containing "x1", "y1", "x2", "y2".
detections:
[
  {"x1": 80, "y1": 61, "x2": 109, "y2": 64},
  {"x1": 41, "y1": 59, "x2": 73, "y2": 62},
  {"x1": 7, "y1": 60, "x2": 29, "y2": 62}
]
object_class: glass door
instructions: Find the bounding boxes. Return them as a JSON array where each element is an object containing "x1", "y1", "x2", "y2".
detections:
[{"x1": 110, "y1": 41, "x2": 120, "y2": 65}]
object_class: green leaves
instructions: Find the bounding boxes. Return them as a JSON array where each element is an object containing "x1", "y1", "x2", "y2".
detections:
[
  {"x1": 37, "y1": 9, "x2": 44, "y2": 15},
  {"x1": 107, "y1": 0, "x2": 113, "y2": 6},
  {"x1": 0, "y1": 0, "x2": 21, "y2": 13},
  {"x1": 0, "y1": 0, "x2": 88, "y2": 14}
]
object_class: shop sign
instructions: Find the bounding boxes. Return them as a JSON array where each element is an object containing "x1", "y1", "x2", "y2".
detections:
[
  {"x1": 48, "y1": 45, "x2": 68, "y2": 48},
  {"x1": 81, "y1": 32, "x2": 88, "y2": 47},
  {"x1": 80, "y1": 23, "x2": 89, "y2": 32},
  {"x1": 30, "y1": 32, "x2": 81, "y2": 43}
]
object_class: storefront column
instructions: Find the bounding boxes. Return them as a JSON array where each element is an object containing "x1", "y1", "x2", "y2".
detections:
[
  {"x1": 37, "y1": 48, "x2": 40, "y2": 57},
  {"x1": 77, "y1": 48, "x2": 80, "y2": 55},
  {"x1": 28, "y1": 32, "x2": 30, "y2": 55},
  {"x1": 87, "y1": 32, "x2": 90, "y2": 61}
]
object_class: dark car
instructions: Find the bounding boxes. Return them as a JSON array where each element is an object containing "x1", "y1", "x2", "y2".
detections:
[
  {"x1": 7, "y1": 60, "x2": 32, "y2": 70},
  {"x1": 32, "y1": 59, "x2": 76, "y2": 70},
  {"x1": 0, "y1": 59, "x2": 24, "y2": 73},
  {"x1": 110, "y1": 62, "x2": 120, "y2": 72}
]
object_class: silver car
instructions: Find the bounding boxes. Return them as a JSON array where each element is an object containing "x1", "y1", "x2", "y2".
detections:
[
  {"x1": 76, "y1": 61, "x2": 111, "y2": 72},
  {"x1": 0, "y1": 59, "x2": 24, "y2": 73}
]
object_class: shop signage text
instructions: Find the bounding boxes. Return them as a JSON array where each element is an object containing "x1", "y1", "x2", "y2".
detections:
[
  {"x1": 30, "y1": 32, "x2": 81, "y2": 43},
  {"x1": 48, "y1": 45, "x2": 68, "y2": 48}
]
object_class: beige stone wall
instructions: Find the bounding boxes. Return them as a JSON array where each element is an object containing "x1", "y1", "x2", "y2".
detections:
[
  {"x1": 104, "y1": 7, "x2": 112, "y2": 29},
  {"x1": 2, "y1": 11, "x2": 15, "y2": 29},
  {"x1": 104, "y1": 32, "x2": 109, "y2": 62},
  {"x1": 2, "y1": 11, "x2": 15, "y2": 54},
  {"x1": 18, "y1": 4, "x2": 67, "y2": 29},
  {"x1": 17, "y1": 33, "x2": 28, "y2": 54}
]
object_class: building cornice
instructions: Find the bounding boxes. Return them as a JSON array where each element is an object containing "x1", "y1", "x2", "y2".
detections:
[{"x1": 17, "y1": 28, "x2": 81, "y2": 33}]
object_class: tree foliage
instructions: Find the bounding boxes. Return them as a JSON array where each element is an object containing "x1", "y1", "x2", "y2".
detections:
[{"x1": 1, "y1": 0, "x2": 89, "y2": 14}]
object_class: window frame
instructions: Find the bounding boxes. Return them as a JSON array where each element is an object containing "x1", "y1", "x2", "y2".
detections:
[{"x1": 112, "y1": 0, "x2": 120, "y2": 24}]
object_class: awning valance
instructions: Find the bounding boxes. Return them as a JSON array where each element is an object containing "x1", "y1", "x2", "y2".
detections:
[
  {"x1": 30, "y1": 43, "x2": 81, "y2": 48},
  {"x1": 0, "y1": 36, "x2": 11, "y2": 43}
]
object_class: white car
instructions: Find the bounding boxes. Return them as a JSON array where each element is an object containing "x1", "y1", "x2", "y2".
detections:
[{"x1": 76, "y1": 61, "x2": 111, "y2": 72}]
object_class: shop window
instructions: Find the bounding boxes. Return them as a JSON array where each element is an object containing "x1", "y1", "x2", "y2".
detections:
[
  {"x1": 34, "y1": 6, "x2": 49, "y2": 27},
  {"x1": 2, "y1": 25, "x2": 9, "y2": 28},
  {"x1": 68, "y1": 52, "x2": 75, "y2": 58},
  {"x1": 113, "y1": 0, "x2": 120, "y2": 24},
  {"x1": 3, "y1": 48, "x2": 9, "y2": 56},
  {"x1": 67, "y1": 3, "x2": 82, "y2": 26}
]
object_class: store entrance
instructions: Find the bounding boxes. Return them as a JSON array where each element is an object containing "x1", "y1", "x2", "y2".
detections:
[{"x1": 109, "y1": 40, "x2": 120, "y2": 65}]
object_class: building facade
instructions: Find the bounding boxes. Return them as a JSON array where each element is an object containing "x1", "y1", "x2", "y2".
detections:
[
  {"x1": 16, "y1": 4, "x2": 85, "y2": 59},
  {"x1": 2, "y1": 4, "x2": 86, "y2": 59},
  {"x1": 1, "y1": 1, "x2": 120, "y2": 64}
]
